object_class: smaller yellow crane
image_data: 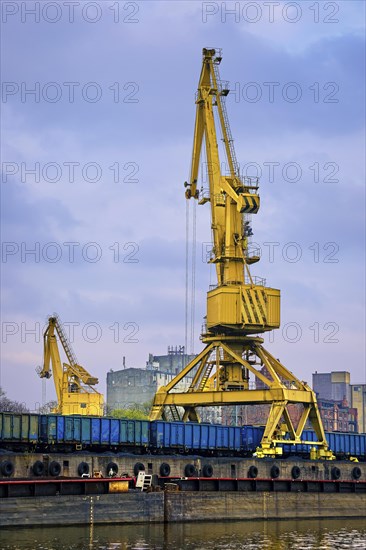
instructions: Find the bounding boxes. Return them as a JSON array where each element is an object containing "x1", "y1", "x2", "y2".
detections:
[{"x1": 38, "y1": 314, "x2": 104, "y2": 416}]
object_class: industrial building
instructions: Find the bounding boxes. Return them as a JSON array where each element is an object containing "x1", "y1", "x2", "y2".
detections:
[
  {"x1": 106, "y1": 347, "x2": 195, "y2": 412},
  {"x1": 313, "y1": 371, "x2": 351, "y2": 404},
  {"x1": 350, "y1": 384, "x2": 366, "y2": 433},
  {"x1": 313, "y1": 371, "x2": 366, "y2": 433},
  {"x1": 221, "y1": 369, "x2": 363, "y2": 433},
  {"x1": 316, "y1": 398, "x2": 357, "y2": 432}
]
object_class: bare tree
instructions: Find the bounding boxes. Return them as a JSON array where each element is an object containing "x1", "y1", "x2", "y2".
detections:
[
  {"x1": 0, "y1": 387, "x2": 29, "y2": 413},
  {"x1": 37, "y1": 401, "x2": 58, "y2": 414}
]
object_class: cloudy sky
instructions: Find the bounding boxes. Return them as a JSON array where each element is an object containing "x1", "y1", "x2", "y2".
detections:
[{"x1": 1, "y1": 0, "x2": 365, "y2": 409}]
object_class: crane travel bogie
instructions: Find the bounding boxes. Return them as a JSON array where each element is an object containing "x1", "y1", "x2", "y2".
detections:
[{"x1": 150, "y1": 48, "x2": 333, "y2": 460}]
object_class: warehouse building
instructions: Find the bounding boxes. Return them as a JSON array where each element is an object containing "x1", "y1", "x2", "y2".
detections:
[
  {"x1": 313, "y1": 371, "x2": 351, "y2": 404},
  {"x1": 106, "y1": 346, "x2": 195, "y2": 412},
  {"x1": 222, "y1": 369, "x2": 362, "y2": 433},
  {"x1": 313, "y1": 370, "x2": 365, "y2": 433},
  {"x1": 351, "y1": 384, "x2": 366, "y2": 433}
]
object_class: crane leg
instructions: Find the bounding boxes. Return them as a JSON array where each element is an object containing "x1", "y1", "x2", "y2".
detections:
[{"x1": 149, "y1": 337, "x2": 335, "y2": 459}]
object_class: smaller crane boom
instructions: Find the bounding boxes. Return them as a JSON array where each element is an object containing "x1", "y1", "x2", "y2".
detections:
[{"x1": 39, "y1": 314, "x2": 104, "y2": 416}]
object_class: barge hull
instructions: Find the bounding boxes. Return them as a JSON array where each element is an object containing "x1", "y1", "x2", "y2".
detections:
[{"x1": 1, "y1": 491, "x2": 366, "y2": 528}]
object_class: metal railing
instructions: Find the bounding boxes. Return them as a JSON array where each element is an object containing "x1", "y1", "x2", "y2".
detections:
[
  {"x1": 245, "y1": 275, "x2": 266, "y2": 286},
  {"x1": 243, "y1": 176, "x2": 259, "y2": 190},
  {"x1": 245, "y1": 247, "x2": 261, "y2": 259}
]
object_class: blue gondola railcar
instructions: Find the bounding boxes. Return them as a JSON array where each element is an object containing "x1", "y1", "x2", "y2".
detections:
[
  {"x1": 119, "y1": 419, "x2": 149, "y2": 448},
  {"x1": 240, "y1": 425, "x2": 264, "y2": 453},
  {"x1": 0, "y1": 412, "x2": 39, "y2": 450},
  {"x1": 150, "y1": 421, "x2": 241, "y2": 454},
  {"x1": 40, "y1": 415, "x2": 67, "y2": 447},
  {"x1": 1, "y1": 411, "x2": 365, "y2": 460},
  {"x1": 39, "y1": 414, "x2": 149, "y2": 451},
  {"x1": 241, "y1": 426, "x2": 322, "y2": 456},
  {"x1": 282, "y1": 430, "x2": 366, "y2": 460},
  {"x1": 281, "y1": 429, "x2": 319, "y2": 456},
  {"x1": 327, "y1": 431, "x2": 366, "y2": 459},
  {"x1": 215, "y1": 425, "x2": 242, "y2": 451}
]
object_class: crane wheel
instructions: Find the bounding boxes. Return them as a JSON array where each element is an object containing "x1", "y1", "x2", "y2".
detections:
[
  {"x1": 133, "y1": 462, "x2": 145, "y2": 476},
  {"x1": 1, "y1": 460, "x2": 14, "y2": 477},
  {"x1": 248, "y1": 465, "x2": 258, "y2": 479},
  {"x1": 291, "y1": 466, "x2": 301, "y2": 480},
  {"x1": 33, "y1": 460, "x2": 44, "y2": 477},
  {"x1": 107, "y1": 462, "x2": 118, "y2": 476},
  {"x1": 270, "y1": 464, "x2": 280, "y2": 479},
  {"x1": 159, "y1": 463, "x2": 171, "y2": 477},
  {"x1": 49, "y1": 461, "x2": 61, "y2": 477},
  {"x1": 331, "y1": 466, "x2": 341, "y2": 480},
  {"x1": 202, "y1": 464, "x2": 213, "y2": 478},
  {"x1": 184, "y1": 464, "x2": 197, "y2": 477},
  {"x1": 352, "y1": 466, "x2": 362, "y2": 480},
  {"x1": 78, "y1": 462, "x2": 90, "y2": 477}
]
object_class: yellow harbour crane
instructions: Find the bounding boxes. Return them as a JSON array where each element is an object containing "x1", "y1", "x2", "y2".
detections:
[
  {"x1": 150, "y1": 48, "x2": 333, "y2": 459},
  {"x1": 39, "y1": 314, "x2": 104, "y2": 416}
]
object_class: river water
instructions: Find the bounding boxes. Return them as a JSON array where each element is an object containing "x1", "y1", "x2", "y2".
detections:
[{"x1": 1, "y1": 519, "x2": 365, "y2": 550}]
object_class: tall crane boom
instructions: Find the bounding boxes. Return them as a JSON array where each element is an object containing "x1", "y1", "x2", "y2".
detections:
[
  {"x1": 186, "y1": 48, "x2": 280, "y2": 334},
  {"x1": 150, "y1": 48, "x2": 333, "y2": 459},
  {"x1": 39, "y1": 314, "x2": 104, "y2": 416}
]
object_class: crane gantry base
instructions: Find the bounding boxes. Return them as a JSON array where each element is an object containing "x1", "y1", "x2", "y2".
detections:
[{"x1": 149, "y1": 336, "x2": 334, "y2": 459}]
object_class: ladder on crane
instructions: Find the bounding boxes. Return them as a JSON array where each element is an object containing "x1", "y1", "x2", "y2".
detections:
[
  {"x1": 212, "y1": 57, "x2": 240, "y2": 179},
  {"x1": 52, "y1": 314, "x2": 99, "y2": 386},
  {"x1": 53, "y1": 313, "x2": 77, "y2": 366},
  {"x1": 168, "y1": 405, "x2": 181, "y2": 422}
]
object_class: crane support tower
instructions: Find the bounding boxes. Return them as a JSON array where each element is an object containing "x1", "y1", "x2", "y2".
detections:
[
  {"x1": 150, "y1": 48, "x2": 333, "y2": 459},
  {"x1": 39, "y1": 314, "x2": 104, "y2": 416}
]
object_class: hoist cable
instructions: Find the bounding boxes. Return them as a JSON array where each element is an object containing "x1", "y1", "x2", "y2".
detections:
[
  {"x1": 190, "y1": 200, "x2": 197, "y2": 354},
  {"x1": 185, "y1": 199, "x2": 190, "y2": 357}
]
